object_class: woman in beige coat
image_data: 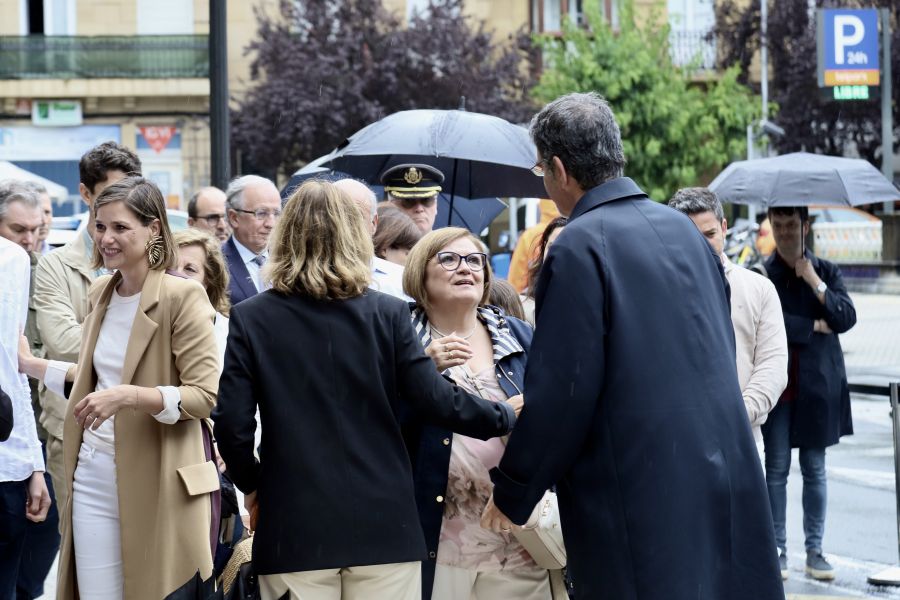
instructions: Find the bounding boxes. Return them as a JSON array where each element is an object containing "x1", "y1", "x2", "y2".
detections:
[{"x1": 19, "y1": 176, "x2": 220, "y2": 599}]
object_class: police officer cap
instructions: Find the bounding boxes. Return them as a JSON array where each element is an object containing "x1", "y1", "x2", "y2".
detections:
[{"x1": 380, "y1": 164, "x2": 444, "y2": 199}]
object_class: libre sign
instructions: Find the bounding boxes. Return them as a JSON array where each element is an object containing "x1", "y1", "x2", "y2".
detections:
[{"x1": 817, "y1": 9, "x2": 880, "y2": 87}]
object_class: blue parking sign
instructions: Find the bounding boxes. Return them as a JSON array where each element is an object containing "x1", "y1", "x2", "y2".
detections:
[{"x1": 818, "y1": 9, "x2": 880, "y2": 87}]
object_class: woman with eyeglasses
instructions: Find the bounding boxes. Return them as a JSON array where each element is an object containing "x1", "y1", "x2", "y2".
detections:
[
  {"x1": 212, "y1": 182, "x2": 516, "y2": 600},
  {"x1": 402, "y1": 228, "x2": 554, "y2": 600}
]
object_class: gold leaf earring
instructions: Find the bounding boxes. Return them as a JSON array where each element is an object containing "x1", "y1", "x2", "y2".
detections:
[{"x1": 145, "y1": 235, "x2": 164, "y2": 268}]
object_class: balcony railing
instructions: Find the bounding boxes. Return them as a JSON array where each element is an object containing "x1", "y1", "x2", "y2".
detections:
[
  {"x1": 669, "y1": 30, "x2": 717, "y2": 71},
  {"x1": 0, "y1": 35, "x2": 209, "y2": 79}
]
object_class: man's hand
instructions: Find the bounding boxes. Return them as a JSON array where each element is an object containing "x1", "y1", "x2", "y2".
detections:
[
  {"x1": 481, "y1": 492, "x2": 515, "y2": 534},
  {"x1": 795, "y1": 258, "x2": 821, "y2": 289},
  {"x1": 814, "y1": 319, "x2": 833, "y2": 335},
  {"x1": 506, "y1": 394, "x2": 525, "y2": 418},
  {"x1": 26, "y1": 471, "x2": 51, "y2": 523},
  {"x1": 245, "y1": 490, "x2": 259, "y2": 532}
]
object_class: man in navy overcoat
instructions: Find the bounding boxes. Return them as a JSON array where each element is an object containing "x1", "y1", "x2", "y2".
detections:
[{"x1": 482, "y1": 93, "x2": 785, "y2": 599}]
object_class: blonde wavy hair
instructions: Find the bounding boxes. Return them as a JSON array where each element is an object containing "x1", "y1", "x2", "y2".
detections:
[
  {"x1": 173, "y1": 228, "x2": 231, "y2": 316},
  {"x1": 264, "y1": 180, "x2": 372, "y2": 299}
]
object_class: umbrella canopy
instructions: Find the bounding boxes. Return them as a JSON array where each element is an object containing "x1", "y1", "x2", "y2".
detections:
[
  {"x1": 280, "y1": 166, "x2": 505, "y2": 234},
  {"x1": 0, "y1": 161, "x2": 69, "y2": 200},
  {"x1": 322, "y1": 109, "x2": 547, "y2": 201},
  {"x1": 709, "y1": 152, "x2": 900, "y2": 208},
  {"x1": 436, "y1": 194, "x2": 505, "y2": 234}
]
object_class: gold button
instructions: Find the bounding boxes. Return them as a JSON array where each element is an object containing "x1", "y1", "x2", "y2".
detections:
[
  {"x1": 436, "y1": 495, "x2": 444, "y2": 503},
  {"x1": 442, "y1": 438, "x2": 450, "y2": 446}
]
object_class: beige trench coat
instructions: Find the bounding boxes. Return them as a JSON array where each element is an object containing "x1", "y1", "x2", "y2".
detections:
[{"x1": 57, "y1": 269, "x2": 220, "y2": 599}]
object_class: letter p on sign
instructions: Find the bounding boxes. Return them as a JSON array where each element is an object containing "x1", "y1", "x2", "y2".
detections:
[{"x1": 834, "y1": 15, "x2": 865, "y2": 65}]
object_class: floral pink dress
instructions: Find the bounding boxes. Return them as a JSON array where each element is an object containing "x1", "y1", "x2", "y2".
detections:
[{"x1": 436, "y1": 365, "x2": 539, "y2": 573}]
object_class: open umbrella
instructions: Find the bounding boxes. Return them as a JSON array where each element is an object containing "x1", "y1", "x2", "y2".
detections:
[
  {"x1": 0, "y1": 161, "x2": 69, "y2": 200},
  {"x1": 709, "y1": 152, "x2": 900, "y2": 208},
  {"x1": 280, "y1": 166, "x2": 505, "y2": 234},
  {"x1": 322, "y1": 109, "x2": 546, "y2": 226}
]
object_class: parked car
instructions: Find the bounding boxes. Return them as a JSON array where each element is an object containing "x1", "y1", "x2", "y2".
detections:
[
  {"x1": 756, "y1": 205, "x2": 881, "y2": 262},
  {"x1": 47, "y1": 210, "x2": 190, "y2": 249}
]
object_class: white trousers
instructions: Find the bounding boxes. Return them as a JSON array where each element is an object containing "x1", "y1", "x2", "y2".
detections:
[
  {"x1": 259, "y1": 561, "x2": 421, "y2": 600},
  {"x1": 431, "y1": 564, "x2": 552, "y2": 600},
  {"x1": 72, "y1": 442, "x2": 123, "y2": 599}
]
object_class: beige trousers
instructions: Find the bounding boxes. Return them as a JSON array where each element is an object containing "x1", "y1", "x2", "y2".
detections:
[
  {"x1": 259, "y1": 561, "x2": 421, "y2": 600},
  {"x1": 431, "y1": 564, "x2": 552, "y2": 600}
]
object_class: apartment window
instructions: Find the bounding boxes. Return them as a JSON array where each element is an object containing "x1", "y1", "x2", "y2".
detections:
[
  {"x1": 533, "y1": 0, "x2": 617, "y2": 33},
  {"x1": 668, "y1": 0, "x2": 716, "y2": 69},
  {"x1": 23, "y1": 0, "x2": 75, "y2": 35},
  {"x1": 137, "y1": 0, "x2": 194, "y2": 35}
]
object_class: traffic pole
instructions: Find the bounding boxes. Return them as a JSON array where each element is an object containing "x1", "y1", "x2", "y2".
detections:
[
  {"x1": 881, "y1": 8, "x2": 893, "y2": 215},
  {"x1": 210, "y1": 0, "x2": 230, "y2": 190}
]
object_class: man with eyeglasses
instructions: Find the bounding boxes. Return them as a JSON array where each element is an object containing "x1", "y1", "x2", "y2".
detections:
[
  {"x1": 187, "y1": 186, "x2": 230, "y2": 242},
  {"x1": 381, "y1": 164, "x2": 444, "y2": 233},
  {"x1": 480, "y1": 92, "x2": 784, "y2": 599},
  {"x1": 223, "y1": 175, "x2": 282, "y2": 305}
]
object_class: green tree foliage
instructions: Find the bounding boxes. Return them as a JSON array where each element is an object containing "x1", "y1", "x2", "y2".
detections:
[{"x1": 532, "y1": 0, "x2": 758, "y2": 200}]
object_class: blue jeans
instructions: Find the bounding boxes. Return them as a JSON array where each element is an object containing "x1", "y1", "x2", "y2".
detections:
[
  {"x1": 763, "y1": 401, "x2": 827, "y2": 553},
  {"x1": 0, "y1": 479, "x2": 29, "y2": 598}
]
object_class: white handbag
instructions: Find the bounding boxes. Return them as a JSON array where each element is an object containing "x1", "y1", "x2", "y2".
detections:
[{"x1": 513, "y1": 490, "x2": 567, "y2": 570}]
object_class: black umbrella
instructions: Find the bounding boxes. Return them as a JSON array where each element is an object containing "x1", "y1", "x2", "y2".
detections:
[
  {"x1": 281, "y1": 166, "x2": 506, "y2": 234},
  {"x1": 321, "y1": 109, "x2": 546, "y2": 226}
]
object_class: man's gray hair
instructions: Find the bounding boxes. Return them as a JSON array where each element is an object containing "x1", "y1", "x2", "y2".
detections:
[
  {"x1": 0, "y1": 179, "x2": 41, "y2": 222},
  {"x1": 530, "y1": 92, "x2": 626, "y2": 189},
  {"x1": 668, "y1": 187, "x2": 725, "y2": 222},
  {"x1": 20, "y1": 180, "x2": 48, "y2": 197},
  {"x1": 225, "y1": 175, "x2": 274, "y2": 211}
]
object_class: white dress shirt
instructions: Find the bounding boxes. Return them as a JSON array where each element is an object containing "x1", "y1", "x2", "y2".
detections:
[
  {"x1": 371, "y1": 257, "x2": 411, "y2": 301},
  {"x1": 0, "y1": 237, "x2": 44, "y2": 481},
  {"x1": 232, "y1": 237, "x2": 268, "y2": 292}
]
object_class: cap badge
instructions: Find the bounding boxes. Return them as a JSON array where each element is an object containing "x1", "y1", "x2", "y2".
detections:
[{"x1": 404, "y1": 167, "x2": 423, "y2": 185}]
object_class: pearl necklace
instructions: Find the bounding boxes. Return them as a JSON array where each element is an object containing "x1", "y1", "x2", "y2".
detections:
[{"x1": 430, "y1": 323, "x2": 478, "y2": 340}]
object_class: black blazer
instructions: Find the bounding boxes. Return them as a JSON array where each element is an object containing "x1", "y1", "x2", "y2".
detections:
[
  {"x1": 222, "y1": 236, "x2": 258, "y2": 305},
  {"x1": 213, "y1": 289, "x2": 515, "y2": 575}
]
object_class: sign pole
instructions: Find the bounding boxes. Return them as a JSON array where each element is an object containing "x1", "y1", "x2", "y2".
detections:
[
  {"x1": 881, "y1": 8, "x2": 894, "y2": 215},
  {"x1": 868, "y1": 382, "x2": 900, "y2": 586}
]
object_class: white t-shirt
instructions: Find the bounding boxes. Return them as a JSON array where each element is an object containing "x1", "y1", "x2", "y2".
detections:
[{"x1": 83, "y1": 289, "x2": 142, "y2": 452}]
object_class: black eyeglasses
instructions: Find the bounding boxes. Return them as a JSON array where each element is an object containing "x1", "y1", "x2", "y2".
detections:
[
  {"x1": 197, "y1": 213, "x2": 226, "y2": 226},
  {"x1": 435, "y1": 251, "x2": 487, "y2": 272},
  {"x1": 233, "y1": 208, "x2": 282, "y2": 221},
  {"x1": 531, "y1": 157, "x2": 552, "y2": 177}
]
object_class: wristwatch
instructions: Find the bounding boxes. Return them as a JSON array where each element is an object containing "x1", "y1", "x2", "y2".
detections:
[{"x1": 816, "y1": 281, "x2": 828, "y2": 294}]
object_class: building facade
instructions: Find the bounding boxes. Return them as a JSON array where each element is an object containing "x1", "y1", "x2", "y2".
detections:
[{"x1": 0, "y1": 0, "x2": 276, "y2": 213}]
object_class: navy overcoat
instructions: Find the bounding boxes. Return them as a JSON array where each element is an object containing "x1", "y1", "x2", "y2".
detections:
[
  {"x1": 491, "y1": 178, "x2": 784, "y2": 599},
  {"x1": 763, "y1": 251, "x2": 855, "y2": 448}
]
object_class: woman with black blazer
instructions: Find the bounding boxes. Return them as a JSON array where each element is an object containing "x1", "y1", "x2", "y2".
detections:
[{"x1": 212, "y1": 181, "x2": 516, "y2": 600}]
